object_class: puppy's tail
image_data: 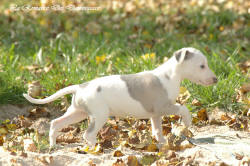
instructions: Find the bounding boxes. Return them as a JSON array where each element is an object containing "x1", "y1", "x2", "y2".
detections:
[{"x1": 23, "y1": 85, "x2": 79, "y2": 104}]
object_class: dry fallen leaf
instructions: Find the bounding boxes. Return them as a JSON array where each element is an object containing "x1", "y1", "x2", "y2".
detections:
[
  {"x1": 240, "y1": 156, "x2": 250, "y2": 166},
  {"x1": 79, "y1": 144, "x2": 103, "y2": 155},
  {"x1": 144, "y1": 143, "x2": 159, "y2": 152},
  {"x1": 36, "y1": 156, "x2": 53, "y2": 165},
  {"x1": 106, "y1": 62, "x2": 113, "y2": 73},
  {"x1": 238, "y1": 60, "x2": 250, "y2": 73},
  {"x1": 197, "y1": 109, "x2": 209, "y2": 121},
  {"x1": 5, "y1": 124, "x2": 17, "y2": 131},
  {"x1": 0, "y1": 127, "x2": 8, "y2": 135},
  {"x1": 176, "y1": 86, "x2": 191, "y2": 104},
  {"x1": 56, "y1": 132, "x2": 80, "y2": 144},
  {"x1": 112, "y1": 159, "x2": 125, "y2": 166},
  {"x1": 220, "y1": 114, "x2": 231, "y2": 121},
  {"x1": 192, "y1": 99, "x2": 201, "y2": 106},
  {"x1": 162, "y1": 123, "x2": 193, "y2": 151},
  {"x1": 141, "y1": 154, "x2": 159, "y2": 165},
  {"x1": 100, "y1": 126, "x2": 117, "y2": 140},
  {"x1": 127, "y1": 156, "x2": 142, "y2": 166},
  {"x1": 88, "y1": 160, "x2": 97, "y2": 166},
  {"x1": 28, "y1": 107, "x2": 50, "y2": 119},
  {"x1": 125, "y1": 2, "x2": 136, "y2": 13},
  {"x1": 23, "y1": 139, "x2": 37, "y2": 152},
  {"x1": 234, "y1": 152, "x2": 244, "y2": 160},
  {"x1": 171, "y1": 123, "x2": 193, "y2": 138},
  {"x1": 0, "y1": 135, "x2": 4, "y2": 146},
  {"x1": 162, "y1": 125, "x2": 171, "y2": 136},
  {"x1": 113, "y1": 150, "x2": 124, "y2": 157},
  {"x1": 23, "y1": 65, "x2": 39, "y2": 71},
  {"x1": 44, "y1": 64, "x2": 54, "y2": 73},
  {"x1": 209, "y1": 108, "x2": 225, "y2": 125},
  {"x1": 28, "y1": 81, "x2": 42, "y2": 98},
  {"x1": 240, "y1": 83, "x2": 250, "y2": 94}
]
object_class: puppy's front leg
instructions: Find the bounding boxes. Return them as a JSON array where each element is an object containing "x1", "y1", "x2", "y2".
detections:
[
  {"x1": 175, "y1": 105, "x2": 192, "y2": 126},
  {"x1": 150, "y1": 116, "x2": 165, "y2": 143},
  {"x1": 165, "y1": 104, "x2": 192, "y2": 126}
]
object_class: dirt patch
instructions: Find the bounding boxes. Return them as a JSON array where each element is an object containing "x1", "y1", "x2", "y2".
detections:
[{"x1": 0, "y1": 105, "x2": 32, "y2": 121}]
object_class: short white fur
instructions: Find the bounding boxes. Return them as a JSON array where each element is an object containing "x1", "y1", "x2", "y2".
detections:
[{"x1": 23, "y1": 47, "x2": 217, "y2": 147}]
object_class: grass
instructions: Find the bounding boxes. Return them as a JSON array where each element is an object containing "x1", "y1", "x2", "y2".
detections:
[{"x1": 0, "y1": 1, "x2": 249, "y2": 113}]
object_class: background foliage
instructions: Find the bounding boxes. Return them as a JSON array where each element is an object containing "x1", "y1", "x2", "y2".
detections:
[{"x1": 0, "y1": 0, "x2": 249, "y2": 113}]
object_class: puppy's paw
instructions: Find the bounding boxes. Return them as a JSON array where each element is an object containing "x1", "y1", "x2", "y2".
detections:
[{"x1": 83, "y1": 133, "x2": 97, "y2": 147}]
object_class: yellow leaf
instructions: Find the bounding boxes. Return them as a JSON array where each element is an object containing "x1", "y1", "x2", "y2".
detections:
[
  {"x1": 128, "y1": 129, "x2": 137, "y2": 137},
  {"x1": 6, "y1": 124, "x2": 17, "y2": 131},
  {"x1": 81, "y1": 144, "x2": 103, "y2": 155},
  {"x1": 209, "y1": 34, "x2": 214, "y2": 40},
  {"x1": 0, "y1": 127, "x2": 8, "y2": 134},
  {"x1": 169, "y1": 115, "x2": 175, "y2": 119},
  {"x1": 72, "y1": 31, "x2": 78, "y2": 39},
  {"x1": 146, "y1": 143, "x2": 158, "y2": 152},
  {"x1": 144, "y1": 43, "x2": 152, "y2": 49},
  {"x1": 104, "y1": 32, "x2": 111, "y2": 38},
  {"x1": 157, "y1": 152, "x2": 163, "y2": 156},
  {"x1": 141, "y1": 53, "x2": 155, "y2": 60},
  {"x1": 219, "y1": 26, "x2": 224, "y2": 31},
  {"x1": 83, "y1": 145, "x2": 89, "y2": 152},
  {"x1": 3, "y1": 119, "x2": 10, "y2": 124},
  {"x1": 220, "y1": 114, "x2": 231, "y2": 121},
  {"x1": 39, "y1": 18, "x2": 47, "y2": 26},
  {"x1": 100, "y1": 54, "x2": 106, "y2": 62},
  {"x1": 96, "y1": 55, "x2": 106, "y2": 65},
  {"x1": 179, "y1": 86, "x2": 187, "y2": 94},
  {"x1": 149, "y1": 53, "x2": 156, "y2": 59},
  {"x1": 142, "y1": 30, "x2": 149, "y2": 36},
  {"x1": 65, "y1": 20, "x2": 73, "y2": 31},
  {"x1": 141, "y1": 154, "x2": 159, "y2": 165},
  {"x1": 192, "y1": 117, "x2": 199, "y2": 124},
  {"x1": 0, "y1": 135, "x2": 4, "y2": 146},
  {"x1": 93, "y1": 143, "x2": 103, "y2": 154},
  {"x1": 134, "y1": 143, "x2": 146, "y2": 149},
  {"x1": 96, "y1": 56, "x2": 101, "y2": 64}
]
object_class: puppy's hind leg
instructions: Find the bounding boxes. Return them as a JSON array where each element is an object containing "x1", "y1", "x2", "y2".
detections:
[
  {"x1": 49, "y1": 105, "x2": 87, "y2": 147},
  {"x1": 83, "y1": 106, "x2": 109, "y2": 147}
]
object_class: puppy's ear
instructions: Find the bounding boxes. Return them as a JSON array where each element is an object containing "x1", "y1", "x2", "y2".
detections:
[{"x1": 175, "y1": 50, "x2": 194, "y2": 63}]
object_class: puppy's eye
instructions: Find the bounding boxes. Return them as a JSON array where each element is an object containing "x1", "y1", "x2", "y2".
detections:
[{"x1": 200, "y1": 65, "x2": 205, "y2": 69}]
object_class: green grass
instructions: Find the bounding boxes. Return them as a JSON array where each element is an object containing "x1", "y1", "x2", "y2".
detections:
[{"x1": 0, "y1": 1, "x2": 249, "y2": 113}]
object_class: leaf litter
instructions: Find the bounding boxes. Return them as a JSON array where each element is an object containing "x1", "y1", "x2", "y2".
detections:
[{"x1": 0, "y1": 103, "x2": 249, "y2": 165}]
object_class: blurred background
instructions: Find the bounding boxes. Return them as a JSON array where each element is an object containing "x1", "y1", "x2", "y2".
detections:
[{"x1": 0, "y1": 0, "x2": 249, "y2": 113}]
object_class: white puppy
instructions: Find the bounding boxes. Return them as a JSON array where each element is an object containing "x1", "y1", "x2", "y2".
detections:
[{"x1": 23, "y1": 47, "x2": 217, "y2": 147}]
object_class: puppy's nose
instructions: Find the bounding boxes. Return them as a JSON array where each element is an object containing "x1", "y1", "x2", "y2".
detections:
[{"x1": 213, "y1": 77, "x2": 218, "y2": 83}]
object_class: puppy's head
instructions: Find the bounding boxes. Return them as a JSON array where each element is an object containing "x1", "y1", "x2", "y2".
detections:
[{"x1": 174, "y1": 47, "x2": 217, "y2": 86}]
